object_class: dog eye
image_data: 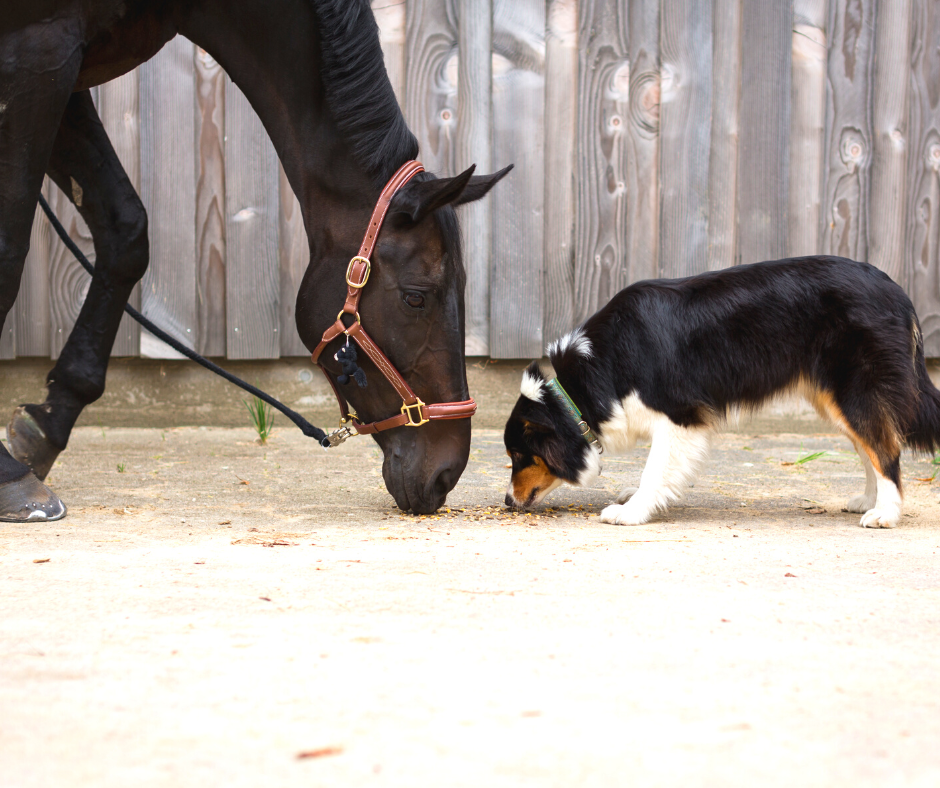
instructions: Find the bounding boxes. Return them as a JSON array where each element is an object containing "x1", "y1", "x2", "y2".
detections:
[{"x1": 402, "y1": 291, "x2": 425, "y2": 309}]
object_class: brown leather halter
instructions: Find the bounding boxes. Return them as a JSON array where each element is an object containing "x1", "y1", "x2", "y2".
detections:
[{"x1": 311, "y1": 160, "x2": 477, "y2": 447}]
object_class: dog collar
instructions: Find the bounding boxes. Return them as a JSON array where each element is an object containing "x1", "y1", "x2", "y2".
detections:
[{"x1": 544, "y1": 378, "x2": 603, "y2": 455}]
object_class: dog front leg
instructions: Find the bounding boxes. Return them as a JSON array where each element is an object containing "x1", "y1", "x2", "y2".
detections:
[{"x1": 601, "y1": 420, "x2": 711, "y2": 525}]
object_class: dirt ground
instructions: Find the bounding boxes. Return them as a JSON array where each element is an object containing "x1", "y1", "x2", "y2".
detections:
[{"x1": 2, "y1": 422, "x2": 940, "y2": 787}]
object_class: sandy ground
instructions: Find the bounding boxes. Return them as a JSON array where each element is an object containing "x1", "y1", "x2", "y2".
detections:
[{"x1": 2, "y1": 424, "x2": 940, "y2": 787}]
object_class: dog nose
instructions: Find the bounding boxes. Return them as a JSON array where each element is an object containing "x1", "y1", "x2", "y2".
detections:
[{"x1": 504, "y1": 493, "x2": 514, "y2": 509}]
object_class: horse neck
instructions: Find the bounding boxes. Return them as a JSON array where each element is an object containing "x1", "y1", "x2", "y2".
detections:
[{"x1": 179, "y1": 0, "x2": 389, "y2": 230}]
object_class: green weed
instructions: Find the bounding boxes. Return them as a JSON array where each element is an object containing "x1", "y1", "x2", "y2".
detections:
[
  {"x1": 244, "y1": 397, "x2": 275, "y2": 444},
  {"x1": 117, "y1": 462, "x2": 126, "y2": 473},
  {"x1": 794, "y1": 450, "x2": 828, "y2": 465}
]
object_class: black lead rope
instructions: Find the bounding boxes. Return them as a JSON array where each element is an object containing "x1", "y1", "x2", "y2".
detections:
[{"x1": 37, "y1": 194, "x2": 333, "y2": 448}]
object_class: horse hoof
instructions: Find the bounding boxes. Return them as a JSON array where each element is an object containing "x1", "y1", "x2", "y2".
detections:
[
  {"x1": 0, "y1": 473, "x2": 67, "y2": 523},
  {"x1": 6, "y1": 406, "x2": 60, "y2": 482}
]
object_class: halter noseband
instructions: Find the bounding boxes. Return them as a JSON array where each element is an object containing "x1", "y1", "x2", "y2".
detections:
[{"x1": 311, "y1": 160, "x2": 477, "y2": 447}]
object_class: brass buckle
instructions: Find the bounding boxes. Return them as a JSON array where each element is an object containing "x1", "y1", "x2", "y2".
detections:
[
  {"x1": 401, "y1": 399, "x2": 429, "y2": 427},
  {"x1": 346, "y1": 256, "x2": 371, "y2": 289}
]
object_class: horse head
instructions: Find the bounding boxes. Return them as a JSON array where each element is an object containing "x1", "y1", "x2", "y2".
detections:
[{"x1": 296, "y1": 164, "x2": 511, "y2": 514}]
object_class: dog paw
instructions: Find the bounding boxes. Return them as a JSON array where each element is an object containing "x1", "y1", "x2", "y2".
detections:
[
  {"x1": 616, "y1": 487, "x2": 639, "y2": 504},
  {"x1": 859, "y1": 507, "x2": 899, "y2": 529},
  {"x1": 600, "y1": 502, "x2": 654, "y2": 526},
  {"x1": 844, "y1": 494, "x2": 876, "y2": 514}
]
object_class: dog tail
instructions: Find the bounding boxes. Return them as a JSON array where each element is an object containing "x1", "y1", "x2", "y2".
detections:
[{"x1": 905, "y1": 318, "x2": 940, "y2": 454}]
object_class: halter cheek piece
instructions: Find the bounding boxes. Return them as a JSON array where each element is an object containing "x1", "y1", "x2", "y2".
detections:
[{"x1": 311, "y1": 160, "x2": 477, "y2": 446}]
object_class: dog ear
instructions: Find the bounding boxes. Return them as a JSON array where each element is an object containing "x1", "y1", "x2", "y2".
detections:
[
  {"x1": 522, "y1": 418, "x2": 552, "y2": 435},
  {"x1": 517, "y1": 397, "x2": 554, "y2": 433}
]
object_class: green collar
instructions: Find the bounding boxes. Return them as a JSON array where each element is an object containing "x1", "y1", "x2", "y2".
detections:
[{"x1": 544, "y1": 377, "x2": 603, "y2": 454}]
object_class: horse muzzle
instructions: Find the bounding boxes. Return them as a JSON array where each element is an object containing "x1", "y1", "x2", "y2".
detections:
[{"x1": 378, "y1": 420, "x2": 470, "y2": 514}]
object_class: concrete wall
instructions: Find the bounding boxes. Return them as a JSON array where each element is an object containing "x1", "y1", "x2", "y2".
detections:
[{"x1": 3, "y1": 359, "x2": 938, "y2": 437}]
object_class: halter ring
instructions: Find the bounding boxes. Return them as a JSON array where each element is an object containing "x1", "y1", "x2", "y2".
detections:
[{"x1": 336, "y1": 309, "x2": 362, "y2": 331}]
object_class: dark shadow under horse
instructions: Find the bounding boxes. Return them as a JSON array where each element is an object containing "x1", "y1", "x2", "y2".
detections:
[{"x1": 0, "y1": 0, "x2": 510, "y2": 519}]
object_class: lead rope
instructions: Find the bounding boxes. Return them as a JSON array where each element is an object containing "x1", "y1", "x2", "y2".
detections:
[{"x1": 37, "y1": 194, "x2": 335, "y2": 449}]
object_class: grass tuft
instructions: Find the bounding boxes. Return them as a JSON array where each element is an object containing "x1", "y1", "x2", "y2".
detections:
[
  {"x1": 117, "y1": 462, "x2": 126, "y2": 473},
  {"x1": 794, "y1": 450, "x2": 828, "y2": 465},
  {"x1": 244, "y1": 397, "x2": 275, "y2": 444}
]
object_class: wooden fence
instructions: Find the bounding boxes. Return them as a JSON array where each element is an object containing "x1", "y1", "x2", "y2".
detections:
[{"x1": 4, "y1": 0, "x2": 940, "y2": 362}]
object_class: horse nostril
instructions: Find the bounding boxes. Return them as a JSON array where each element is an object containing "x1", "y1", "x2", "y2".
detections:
[{"x1": 430, "y1": 463, "x2": 459, "y2": 501}]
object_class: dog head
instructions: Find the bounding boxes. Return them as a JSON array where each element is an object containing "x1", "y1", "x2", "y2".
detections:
[{"x1": 503, "y1": 362, "x2": 602, "y2": 510}]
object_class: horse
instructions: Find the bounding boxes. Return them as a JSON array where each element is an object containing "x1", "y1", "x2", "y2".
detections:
[{"x1": 0, "y1": 0, "x2": 510, "y2": 520}]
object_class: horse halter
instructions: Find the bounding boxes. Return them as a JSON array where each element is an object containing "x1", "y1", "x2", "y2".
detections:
[{"x1": 311, "y1": 160, "x2": 478, "y2": 447}]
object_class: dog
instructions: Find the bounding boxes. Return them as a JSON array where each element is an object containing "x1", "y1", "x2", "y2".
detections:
[{"x1": 503, "y1": 256, "x2": 940, "y2": 528}]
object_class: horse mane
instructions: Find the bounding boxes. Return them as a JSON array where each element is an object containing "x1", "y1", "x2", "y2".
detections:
[{"x1": 311, "y1": 0, "x2": 419, "y2": 185}]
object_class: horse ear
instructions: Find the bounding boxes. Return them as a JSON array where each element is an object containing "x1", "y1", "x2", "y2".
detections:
[
  {"x1": 389, "y1": 165, "x2": 477, "y2": 223},
  {"x1": 389, "y1": 163, "x2": 513, "y2": 223},
  {"x1": 452, "y1": 164, "x2": 514, "y2": 207}
]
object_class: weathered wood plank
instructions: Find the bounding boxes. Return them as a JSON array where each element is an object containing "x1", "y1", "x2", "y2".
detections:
[
  {"x1": 47, "y1": 181, "x2": 96, "y2": 360},
  {"x1": 906, "y1": 0, "x2": 940, "y2": 355},
  {"x1": 98, "y1": 68, "x2": 142, "y2": 356},
  {"x1": 574, "y1": 0, "x2": 632, "y2": 322},
  {"x1": 707, "y1": 0, "x2": 742, "y2": 271},
  {"x1": 139, "y1": 36, "x2": 197, "y2": 359},
  {"x1": 15, "y1": 182, "x2": 52, "y2": 357},
  {"x1": 821, "y1": 0, "x2": 875, "y2": 261},
  {"x1": 489, "y1": 0, "x2": 545, "y2": 359},
  {"x1": 542, "y1": 0, "x2": 578, "y2": 346},
  {"x1": 278, "y1": 163, "x2": 309, "y2": 357},
  {"x1": 737, "y1": 0, "x2": 792, "y2": 265},
  {"x1": 194, "y1": 47, "x2": 227, "y2": 358},
  {"x1": 455, "y1": 0, "x2": 493, "y2": 356},
  {"x1": 626, "y1": 0, "x2": 661, "y2": 282},
  {"x1": 787, "y1": 0, "x2": 828, "y2": 257},
  {"x1": 405, "y1": 0, "x2": 459, "y2": 176},
  {"x1": 869, "y1": 0, "x2": 912, "y2": 286},
  {"x1": 659, "y1": 0, "x2": 712, "y2": 278},
  {"x1": 373, "y1": 0, "x2": 407, "y2": 108},
  {"x1": 224, "y1": 77, "x2": 280, "y2": 360}
]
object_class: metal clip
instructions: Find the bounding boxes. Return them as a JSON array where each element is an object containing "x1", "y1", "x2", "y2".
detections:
[
  {"x1": 578, "y1": 420, "x2": 603, "y2": 454},
  {"x1": 325, "y1": 422, "x2": 358, "y2": 447}
]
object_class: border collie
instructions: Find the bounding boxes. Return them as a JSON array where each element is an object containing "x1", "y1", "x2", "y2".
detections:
[{"x1": 503, "y1": 257, "x2": 940, "y2": 528}]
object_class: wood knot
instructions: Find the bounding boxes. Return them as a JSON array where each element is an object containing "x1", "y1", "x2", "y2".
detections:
[{"x1": 630, "y1": 71, "x2": 660, "y2": 134}]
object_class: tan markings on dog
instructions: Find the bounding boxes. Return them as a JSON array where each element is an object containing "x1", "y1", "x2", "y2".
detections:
[
  {"x1": 512, "y1": 456, "x2": 559, "y2": 502},
  {"x1": 799, "y1": 378, "x2": 899, "y2": 479}
]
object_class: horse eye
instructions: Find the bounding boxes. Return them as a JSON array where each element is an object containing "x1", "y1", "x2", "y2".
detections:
[{"x1": 403, "y1": 291, "x2": 425, "y2": 309}]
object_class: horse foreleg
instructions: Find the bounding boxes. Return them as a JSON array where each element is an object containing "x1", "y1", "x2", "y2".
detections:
[
  {"x1": 7, "y1": 91, "x2": 149, "y2": 483},
  {"x1": 0, "y1": 22, "x2": 83, "y2": 522}
]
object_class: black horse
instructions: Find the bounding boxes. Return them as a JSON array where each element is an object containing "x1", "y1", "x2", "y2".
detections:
[{"x1": 0, "y1": 1, "x2": 510, "y2": 519}]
